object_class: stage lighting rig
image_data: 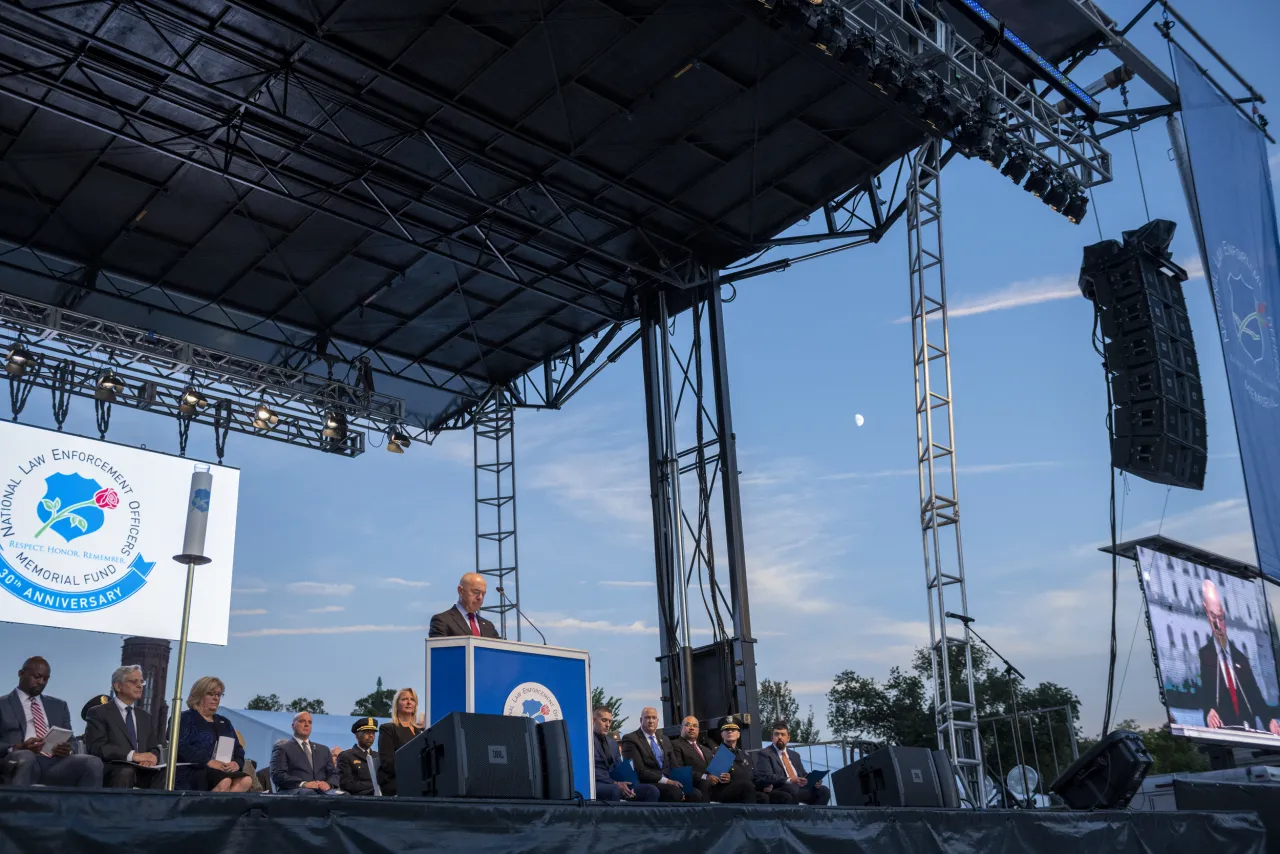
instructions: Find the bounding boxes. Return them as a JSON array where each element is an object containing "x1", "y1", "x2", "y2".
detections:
[
  {"x1": 842, "y1": 32, "x2": 875, "y2": 70},
  {"x1": 252, "y1": 402, "x2": 279, "y2": 431},
  {"x1": 896, "y1": 73, "x2": 930, "y2": 111},
  {"x1": 1023, "y1": 166, "x2": 1053, "y2": 198},
  {"x1": 921, "y1": 82, "x2": 956, "y2": 133},
  {"x1": 177, "y1": 386, "x2": 210, "y2": 416},
  {"x1": 980, "y1": 134, "x2": 1008, "y2": 169},
  {"x1": 1042, "y1": 179, "x2": 1071, "y2": 213},
  {"x1": 811, "y1": 9, "x2": 844, "y2": 54},
  {"x1": 94, "y1": 369, "x2": 126, "y2": 403},
  {"x1": 321, "y1": 409, "x2": 348, "y2": 442},
  {"x1": 386, "y1": 427, "x2": 412, "y2": 454},
  {"x1": 1064, "y1": 192, "x2": 1089, "y2": 225},
  {"x1": 868, "y1": 53, "x2": 901, "y2": 95},
  {"x1": 4, "y1": 343, "x2": 34, "y2": 377},
  {"x1": 1000, "y1": 150, "x2": 1031, "y2": 184}
]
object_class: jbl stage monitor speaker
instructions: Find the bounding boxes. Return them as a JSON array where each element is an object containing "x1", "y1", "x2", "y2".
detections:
[
  {"x1": 537, "y1": 719, "x2": 575, "y2": 800},
  {"x1": 832, "y1": 746, "x2": 959, "y2": 807},
  {"x1": 396, "y1": 711, "x2": 544, "y2": 799},
  {"x1": 1049, "y1": 729, "x2": 1152, "y2": 809}
]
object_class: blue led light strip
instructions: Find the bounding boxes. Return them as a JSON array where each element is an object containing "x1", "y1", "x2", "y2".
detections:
[{"x1": 953, "y1": 0, "x2": 1099, "y2": 115}]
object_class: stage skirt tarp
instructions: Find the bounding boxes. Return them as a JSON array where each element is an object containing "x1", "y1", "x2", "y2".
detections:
[{"x1": 0, "y1": 788, "x2": 1266, "y2": 854}]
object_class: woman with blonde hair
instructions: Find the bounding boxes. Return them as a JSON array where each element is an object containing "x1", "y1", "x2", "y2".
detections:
[
  {"x1": 175, "y1": 676, "x2": 252, "y2": 792},
  {"x1": 376, "y1": 687, "x2": 424, "y2": 796}
]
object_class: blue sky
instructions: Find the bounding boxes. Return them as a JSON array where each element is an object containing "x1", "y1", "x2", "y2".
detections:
[{"x1": 2, "y1": 0, "x2": 1279, "y2": 746}]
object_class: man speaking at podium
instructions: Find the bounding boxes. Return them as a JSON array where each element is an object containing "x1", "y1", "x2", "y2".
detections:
[{"x1": 429, "y1": 572, "x2": 500, "y2": 638}]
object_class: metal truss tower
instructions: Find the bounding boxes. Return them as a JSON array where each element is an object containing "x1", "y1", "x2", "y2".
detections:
[
  {"x1": 474, "y1": 387, "x2": 520, "y2": 640},
  {"x1": 908, "y1": 138, "x2": 985, "y2": 801},
  {"x1": 640, "y1": 272, "x2": 760, "y2": 742}
]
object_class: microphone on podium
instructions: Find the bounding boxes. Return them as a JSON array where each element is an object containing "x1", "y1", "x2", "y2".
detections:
[{"x1": 497, "y1": 586, "x2": 547, "y2": 645}]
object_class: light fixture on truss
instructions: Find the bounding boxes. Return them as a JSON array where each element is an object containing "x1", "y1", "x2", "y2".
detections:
[
  {"x1": 810, "y1": 9, "x2": 843, "y2": 54},
  {"x1": 1042, "y1": 178, "x2": 1071, "y2": 212},
  {"x1": 94, "y1": 369, "x2": 126, "y2": 403},
  {"x1": 842, "y1": 32, "x2": 876, "y2": 71},
  {"x1": 4, "y1": 343, "x2": 34, "y2": 377},
  {"x1": 1023, "y1": 165, "x2": 1053, "y2": 198},
  {"x1": 252, "y1": 402, "x2": 279, "y2": 431},
  {"x1": 868, "y1": 53, "x2": 900, "y2": 95},
  {"x1": 386, "y1": 427, "x2": 412, "y2": 454},
  {"x1": 896, "y1": 73, "x2": 931, "y2": 111},
  {"x1": 922, "y1": 82, "x2": 956, "y2": 133},
  {"x1": 1000, "y1": 150, "x2": 1031, "y2": 184},
  {"x1": 321, "y1": 409, "x2": 348, "y2": 442},
  {"x1": 1064, "y1": 192, "x2": 1089, "y2": 224},
  {"x1": 177, "y1": 386, "x2": 210, "y2": 416}
]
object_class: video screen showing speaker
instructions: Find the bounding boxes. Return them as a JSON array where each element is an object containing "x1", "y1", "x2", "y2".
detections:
[
  {"x1": 1049, "y1": 729, "x2": 1152, "y2": 809},
  {"x1": 1080, "y1": 219, "x2": 1206, "y2": 490},
  {"x1": 397, "y1": 711, "x2": 544, "y2": 799},
  {"x1": 1136, "y1": 546, "x2": 1280, "y2": 748},
  {"x1": 833, "y1": 746, "x2": 959, "y2": 808}
]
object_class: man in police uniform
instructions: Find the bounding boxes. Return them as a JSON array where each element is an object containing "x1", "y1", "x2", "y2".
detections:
[{"x1": 337, "y1": 717, "x2": 381, "y2": 796}]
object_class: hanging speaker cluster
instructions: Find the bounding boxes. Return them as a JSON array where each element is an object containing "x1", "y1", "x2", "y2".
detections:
[{"x1": 1079, "y1": 220, "x2": 1206, "y2": 490}]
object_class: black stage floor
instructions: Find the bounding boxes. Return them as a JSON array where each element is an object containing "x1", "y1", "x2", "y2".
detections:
[{"x1": 0, "y1": 788, "x2": 1266, "y2": 854}]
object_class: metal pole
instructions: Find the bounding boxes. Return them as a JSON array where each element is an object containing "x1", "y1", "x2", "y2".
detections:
[
  {"x1": 656, "y1": 290, "x2": 694, "y2": 716},
  {"x1": 164, "y1": 561, "x2": 196, "y2": 791}
]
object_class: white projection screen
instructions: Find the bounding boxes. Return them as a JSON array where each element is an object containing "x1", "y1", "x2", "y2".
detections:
[
  {"x1": 1136, "y1": 546, "x2": 1280, "y2": 748},
  {"x1": 0, "y1": 421, "x2": 238, "y2": 644}
]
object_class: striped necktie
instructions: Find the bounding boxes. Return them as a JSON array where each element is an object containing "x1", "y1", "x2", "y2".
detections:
[{"x1": 31, "y1": 697, "x2": 48, "y2": 740}]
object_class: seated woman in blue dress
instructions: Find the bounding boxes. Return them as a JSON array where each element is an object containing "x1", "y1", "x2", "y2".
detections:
[{"x1": 175, "y1": 676, "x2": 253, "y2": 792}]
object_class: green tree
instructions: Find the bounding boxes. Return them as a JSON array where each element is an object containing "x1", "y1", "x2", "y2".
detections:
[
  {"x1": 246, "y1": 693, "x2": 284, "y2": 712},
  {"x1": 759, "y1": 679, "x2": 821, "y2": 743},
  {"x1": 351, "y1": 677, "x2": 395, "y2": 717},
  {"x1": 286, "y1": 697, "x2": 327, "y2": 715},
  {"x1": 591, "y1": 687, "x2": 627, "y2": 734}
]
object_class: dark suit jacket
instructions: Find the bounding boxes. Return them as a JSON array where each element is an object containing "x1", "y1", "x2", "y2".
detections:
[
  {"x1": 0, "y1": 689, "x2": 72, "y2": 758},
  {"x1": 337, "y1": 744, "x2": 379, "y2": 796},
  {"x1": 376, "y1": 722, "x2": 423, "y2": 796},
  {"x1": 669, "y1": 737, "x2": 715, "y2": 780},
  {"x1": 84, "y1": 701, "x2": 159, "y2": 762},
  {"x1": 593, "y1": 731, "x2": 623, "y2": 780},
  {"x1": 620, "y1": 728, "x2": 675, "y2": 785},
  {"x1": 269, "y1": 738, "x2": 339, "y2": 791},
  {"x1": 428, "y1": 606, "x2": 500, "y2": 638},
  {"x1": 753, "y1": 745, "x2": 810, "y2": 788},
  {"x1": 1196, "y1": 639, "x2": 1275, "y2": 728}
]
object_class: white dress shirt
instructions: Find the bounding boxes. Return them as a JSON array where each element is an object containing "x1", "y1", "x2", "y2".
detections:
[{"x1": 1216, "y1": 638, "x2": 1235, "y2": 683}]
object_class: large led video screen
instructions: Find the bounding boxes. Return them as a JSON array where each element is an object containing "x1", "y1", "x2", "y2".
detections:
[
  {"x1": 1137, "y1": 546, "x2": 1280, "y2": 747},
  {"x1": 0, "y1": 421, "x2": 239, "y2": 644}
]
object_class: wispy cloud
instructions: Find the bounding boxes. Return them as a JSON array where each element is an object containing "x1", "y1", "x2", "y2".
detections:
[
  {"x1": 231, "y1": 609, "x2": 267, "y2": 616},
  {"x1": 822, "y1": 460, "x2": 1063, "y2": 482},
  {"x1": 287, "y1": 581, "x2": 355, "y2": 596},
  {"x1": 599, "y1": 580, "x2": 653, "y2": 588},
  {"x1": 1182, "y1": 254, "x2": 1204, "y2": 282},
  {"x1": 538, "y1": 617, "x2": 660, "y2": 635},
  {"x1": 308, "y1": 605, "x2": 345, "y2": 614},
  {"x1": 232, "y1": 624, "x2": 428, "y2": 637},
  {"x1": 232, "y1": 586, "x2": 267, "y2": 594},
  {"x1": 381, "y1": 577, "x2": 430, "y2": 588},
  {"x1": 527, "y1": 447, "x2": 651, "y2": 529},
  {"x1": 894, "y1": 274, "x2": 1079, "y2": 322}
]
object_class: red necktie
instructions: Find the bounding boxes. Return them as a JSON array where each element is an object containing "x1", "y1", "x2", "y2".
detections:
[
  {"x1": 1224, "y1": 660, "x2": 1240, "y2": 716},
  {"x1": 468, "y1": 613, "x2": 481, "y2": 637},
  {"x1": 31, "y1": 697, "x2": 48, "y2": 740}
]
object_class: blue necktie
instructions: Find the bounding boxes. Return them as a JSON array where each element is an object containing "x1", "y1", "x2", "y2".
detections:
[
  {"x1": 648, "y1": 735, "x2": 662, "y2": 767},
  {"x1": 125, "y1": 706, "x2": 138, "y2": 751}
]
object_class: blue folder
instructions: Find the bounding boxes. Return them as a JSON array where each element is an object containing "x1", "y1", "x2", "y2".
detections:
[
  {"x1": 807, "y1": 769, "x2": 828, "y2": 785},
  {"x1": 609, "y1": 758, "x2": 639, "y2": 785},
  {"x1": 705, "y1": 745, "x2": 734, "y2": 777},
  {"x1": 668, "y1": 765, "x2": 694, "y2": 794}
]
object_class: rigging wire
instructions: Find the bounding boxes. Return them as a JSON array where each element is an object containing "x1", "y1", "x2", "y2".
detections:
[{"x1": 1121, "y1": 82, "x2": 1153, "y2": 222}]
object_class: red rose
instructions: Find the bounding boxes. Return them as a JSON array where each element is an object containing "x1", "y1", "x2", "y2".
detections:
[
  {"x1": 540, "y1": 705, "x2": 550, "y2": 716},
  {"x1": 94, "y1": 488, "x2": 119, "y2": 510}
]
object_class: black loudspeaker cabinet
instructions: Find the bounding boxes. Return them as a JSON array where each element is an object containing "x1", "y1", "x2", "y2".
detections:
[
  {"x1": 537, "y1": 719, "x2": 575, "y2": 800},
  {"x1": 832, "y1": 746, "x2": 959, "y2": 808},
  {"x1": 396, "y1": 711, "x2": 544, "y2": 799},
  {"x1": 1049, "y1": 729, "x2": 1153, "y2": 809}
]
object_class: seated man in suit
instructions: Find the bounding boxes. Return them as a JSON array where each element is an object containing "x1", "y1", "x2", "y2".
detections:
[
  {"x1": 592, "y1": 705, "x2": 658, "y2": 802},
  {"x1": 754, "y1": 722, "x2": 829, "y2": 805},
  {"x1": 620, "y1": 706, "x2": 701, "y2": 802},
  {"x1": 428, "y1": 572, "x2": 500, "y2": 638},
  {"x1": 670, "y1": 715, "x2": 757, "y2": 804},
  {"x1": 269, "y1": 711, "x2": 340, "y2": 795},
  {"x1": 0, "y1": 656, "x2": 103, "y2": 788},
  {"x1": 84, "y1": 665, "x2": 164, "y2": 788},
  {"x1": 337, "y1": 717, "x2": 381, "y2": 796}
]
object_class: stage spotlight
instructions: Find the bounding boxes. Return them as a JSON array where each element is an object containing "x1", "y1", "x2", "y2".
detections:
[
  {"x1": 955, "y1": 120, "x2": 983, "y2": 154},
  {"x1": 922, "y1": 89, "x2": 955, "y2": 133},
  {"x1": 868, "y1": 54, "x2": 899, "y2": 94},
  {"x1": 1023, "y1": 166, "x2": 1052, "y2": 198},
  {"x1": 95, "y1": 369, "x2": 126, "y2": 402},
  {"x1": 896, "y1": 74, "x2": 929, "y2": 110},
  {"x1": 252, "y1": 401, "x2": 279, "y2": 430},
  {"x1": 1000, "y1": 150, "x2": 1031, "y2": 184},
  {"x1": 177, "y1": 386, "x2": 210, "y2": 416},
  {"x1": 321, "y1": 409, "x2": 348, "y2": 442},
  {"x1": 387, "y1": 427, "x2": 412, "y2": 454},
  {"x1": 4, "y1": 344, "x2": 34, "y2": 377},
  {"x1": 811, "y1": 10, "x2": 842, "y2": 53},
  {"x1": 842, "y1": 33, "x2": 875, "y2": 70},
  {"x1": 980, "y1": 135, "x2": 1008, "y2": 169},
  {"x1": 1043, "y1": 180, "x2": 1071, "y2": 212},
  {"x1": 1064, "y1": 192, "x2": 1089, "y2": 224}
]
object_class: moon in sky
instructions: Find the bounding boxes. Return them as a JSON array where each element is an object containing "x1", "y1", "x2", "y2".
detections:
[{"x1": 855, "y1": 414, "x2": 865, "y2": 427}]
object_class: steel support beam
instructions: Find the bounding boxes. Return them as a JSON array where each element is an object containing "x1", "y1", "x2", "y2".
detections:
[
  {"x1": 475, "y1": 387, "x2": 520, "y2": 640},
  {"x1": 908, "y1": 137, "x2": 984, "y2": 801}
]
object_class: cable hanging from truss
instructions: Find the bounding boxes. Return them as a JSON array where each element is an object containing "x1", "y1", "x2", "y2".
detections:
[{"x1": 51, "y1": 361, "x2": 72, "y2": 431}]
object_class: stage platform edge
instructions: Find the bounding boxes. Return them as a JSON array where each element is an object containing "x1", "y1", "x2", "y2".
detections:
[{"x1": 0, "y1": 788, "x2": 1264, "y2": 854}]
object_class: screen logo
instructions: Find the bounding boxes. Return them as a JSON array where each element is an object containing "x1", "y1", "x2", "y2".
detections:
[
  {"x1": 1212, "y1": 241, "x2": 1278, "y2": 408},
  {"x1": 0, "y1": 448, "x2": 153, "y2": 613},
  {"x1": 503, "y1": 681, "x2": 563, "y2": 723}
]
